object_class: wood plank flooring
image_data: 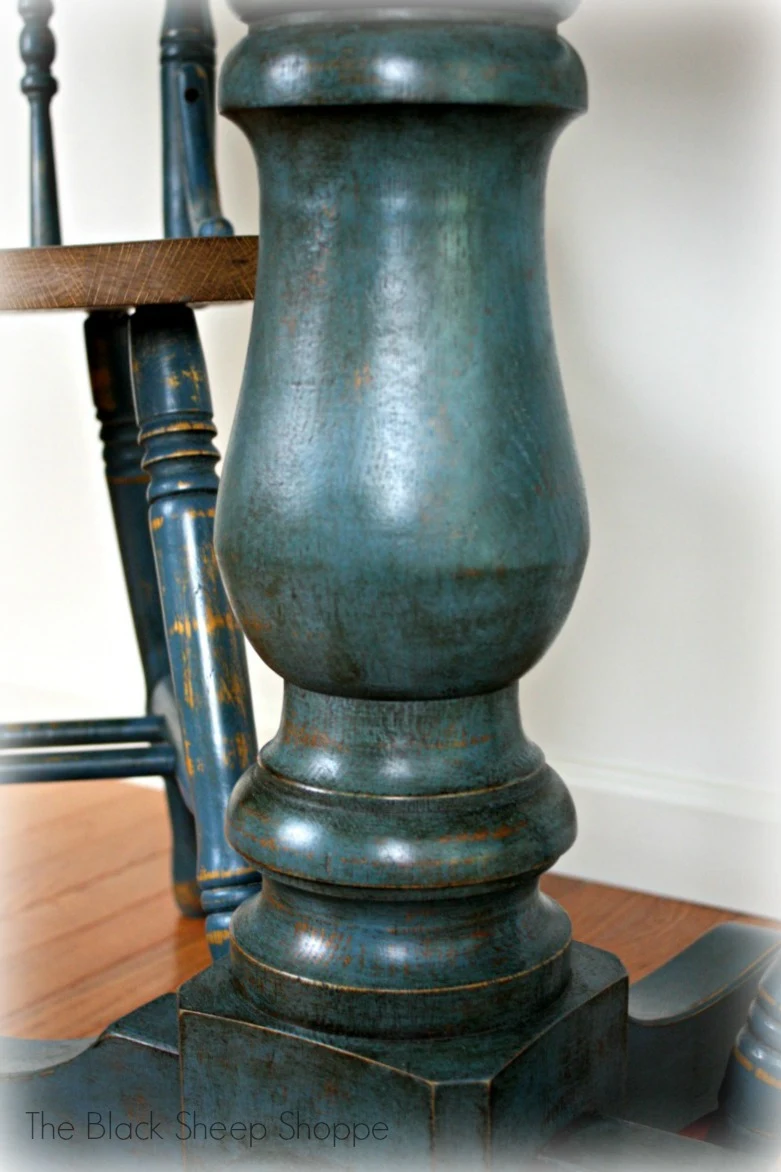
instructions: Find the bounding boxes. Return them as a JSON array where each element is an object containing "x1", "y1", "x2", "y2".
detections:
[{"x1": 0, "y1": 780, "x2": 776, "y2": 1039}]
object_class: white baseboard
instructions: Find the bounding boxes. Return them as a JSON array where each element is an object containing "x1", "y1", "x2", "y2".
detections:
[{"x1": 550, "y1": 756, "x2": 781, "y2": 919}]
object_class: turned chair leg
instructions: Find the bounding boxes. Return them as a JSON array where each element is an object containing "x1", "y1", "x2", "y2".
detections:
[
  {"x1": 19, "y1": 0, "x2": 60, "y2": 248},
  {"x1": 623, "y1": 922, "x2": 781, "y2": 1133},
  {"x1": 713, "y1": 951, "x2": 781, "y2": 1156},
  {"x1": 5, "y1": 1, "x2": 255, "y2": 953},
  {"x1": 130, "y1": 304, "x2": 261, "y2": 956},
  {"x1": 84, "y1": 309, "x2": 201, "y2": 919}
]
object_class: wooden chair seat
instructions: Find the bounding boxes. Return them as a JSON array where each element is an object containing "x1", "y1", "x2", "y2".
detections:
[{"x1": 0, "y1": 235, "x2": 257, "y2": 312}]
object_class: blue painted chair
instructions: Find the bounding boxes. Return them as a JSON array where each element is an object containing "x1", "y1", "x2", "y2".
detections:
[{"x1": 0, "y1": 0, "x2": 260, "y2": 958}]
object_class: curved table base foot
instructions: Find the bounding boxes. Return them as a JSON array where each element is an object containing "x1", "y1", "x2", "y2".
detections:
[
  {"x1": 624, "y1": 922, "x2": 781, "y2": 1133},
  {"x1": 0, "y1": 995, "x2": 181, "y2": 1168},
  {"x1": 3, "y1": 924, "x2": 779, "y2": 1169},
  {"x1": 541, "y1": 1115, "x2": 772, "y2": 1171}
]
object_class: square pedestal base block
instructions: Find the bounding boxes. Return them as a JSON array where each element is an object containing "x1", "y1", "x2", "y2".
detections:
[{"x1": 178, "y1": 942, "x2": 626, "y2": 1170}]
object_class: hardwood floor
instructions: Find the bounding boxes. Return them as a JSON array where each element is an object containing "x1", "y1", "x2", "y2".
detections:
[{"x1": 0, "y1": 780, "x2": 776, "y2": 1039}]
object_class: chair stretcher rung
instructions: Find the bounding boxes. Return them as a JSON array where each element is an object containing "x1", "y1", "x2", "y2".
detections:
[
  {"x1": 0, "y1": 716, "x2": 167, "y2": 751},
  {"x1": 0, "y1": 745, "x2": 177, "y2": 784}
]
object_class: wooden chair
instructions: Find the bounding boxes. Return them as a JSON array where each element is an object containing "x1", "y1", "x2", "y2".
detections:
[{"x1": 0, "y1": 0, "x2": 260, "y2": 958}]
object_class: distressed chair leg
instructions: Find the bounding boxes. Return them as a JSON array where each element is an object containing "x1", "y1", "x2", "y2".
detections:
[
  {"x1": 19, "y1": 0, "x2": 61, "y2": 248},
  {"x1": 84, "y1": 309, "x2": 200, "y2": 919},
  {"x1": 162, "y1": 774, "x2": 201, "y2": 919},
  {"x1": 130, "y1": 304, "x2": 262, "y2": 957},
  {"x1": 713, "y1": 951, "x2": 781, "y2": 1157},
  {"x1": 624, "y1": 922, "x2": 781, "y2": 1134}
]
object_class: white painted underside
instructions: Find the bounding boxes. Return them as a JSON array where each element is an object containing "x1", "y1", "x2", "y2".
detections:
[{"x1": 230, "y1": 2, "x2": 582, "y2": 27}]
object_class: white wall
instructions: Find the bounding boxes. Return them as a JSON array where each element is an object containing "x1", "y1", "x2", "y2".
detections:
[
  {"x1": 0, "y1": 0, "x2": 779, "y2": 915},
  {"x1": 0, "y1": 0, "x2": 276, "y2": 732},
  {"x1": 537, "y1": 0, "x2": 781, "y2": 914}
]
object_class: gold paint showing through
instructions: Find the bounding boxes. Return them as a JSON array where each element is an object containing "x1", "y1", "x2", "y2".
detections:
[
  {"x1": 169, "y1": 607, "x2": 237, "y2": 640},
  {"x1": 206, "y1": 929, "x2": 231, "y2": 947},
  {"x1": 108, "y1": 474, "x2": 148, "y2": 486},
  {"x1": 198, "y1": 866, "x2": 257, "y2": 883},
  {"x1": 732, "y1": 1046, "x2": 781, "y2": 1090},
  {"x1": 759, "y1": 986, "x2": 778, "y2": 1010},
  {"x1": 174, "y1": 881, "x2": 202, "y2": 915}
]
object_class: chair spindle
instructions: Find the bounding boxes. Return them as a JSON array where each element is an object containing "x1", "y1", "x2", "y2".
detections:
[{"x1": 19, "y1": 0, "x2": 61, "y2": 247}]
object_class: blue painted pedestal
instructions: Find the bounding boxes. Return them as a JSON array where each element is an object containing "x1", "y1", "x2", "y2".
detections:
[{"x1": 179, "y1": 16, "x2": 626, "y2": 1169}]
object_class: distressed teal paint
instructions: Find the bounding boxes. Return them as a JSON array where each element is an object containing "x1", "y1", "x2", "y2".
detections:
[
  {"x1": 0, "y1": 745, "x2": 177, "y2": 784},
  {"x1": 625, "y1": 922, "x2": 781, "y2": 1132},
  {"x1": 214, "y1": 16, "x2": 588, "y2": 1033},
  {"x1": 1, "y1": 996, "x2": 181, "y2": 1167},
  {"x1": 541, "y1": 1116, "x2": 771, "y2": 1170},
  {"x1": 179, "y1": 943, "x2": 626, "y2": 1169},
  {"x1": 716, "y1": 950, "x2": 781, "y2": 1157},
  {"x1": 216, "y1": 101, "x2": 588, "y2": 700},
  {"x1": 4, "y1": 9, "x2": 778, "y2": 1167},
  {"x1": 161, "y1": 0, "x2": 232, "y2": 238},
  {"x1": 85, "y1": 309, "x2": 202, "y2": 919},
  {"x1": 0, "y1": 716, "x2": 166, "y2": 750},
  {"x1": 177, "y1": 18, "x2": 627, "y2": 1167},
  {"x1": 4, "y1": 3, "x2": 254, "y2": 947},
  {"x1": 19, "y1": 0, "x2": 60, "y2": 246},
  {"x1": 131, "y1": 304, "x2": 261, "y2": 955},
  {"x1": 84, "y1": 312, "x2": 171, "y2": 697}
]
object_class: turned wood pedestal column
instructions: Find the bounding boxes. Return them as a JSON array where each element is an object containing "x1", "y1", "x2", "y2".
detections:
[
  {"x1": 3, "y1": 7, "x2": 779, "y2": 1170},
  {"x1": 178, "y1": 8, "x2": 626, "y2": 1168}
]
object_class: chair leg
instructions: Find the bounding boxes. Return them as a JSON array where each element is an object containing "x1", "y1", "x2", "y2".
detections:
[
  {"x1": 624, "y1": 922, "x2": 781, "y2": 1133},
  {"x1": 84, "y1": 311, "x2": 170, "y2": 693},
  {"x1": 84, "y1": 309, "x2": 200, "y2": 919},
  {"x1": 713, "y1": 951, "x2": 781, "y2": 1157},
  {"x1": 163, "y1": 774, "x2": 201, "y2": 919},
  {"x1": 129, "y1": 304, "x2": 261, "y2": 957}
]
